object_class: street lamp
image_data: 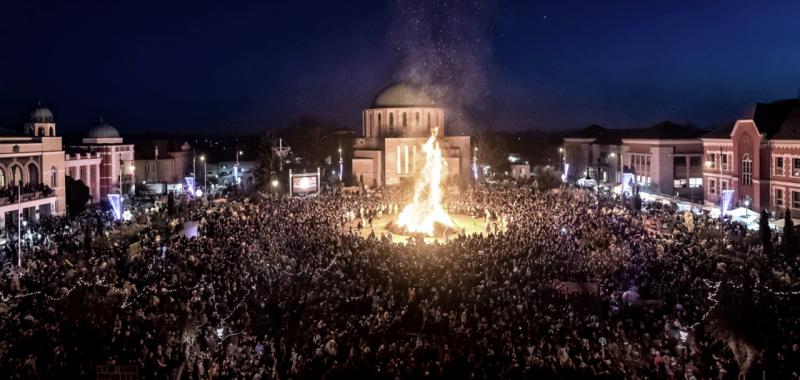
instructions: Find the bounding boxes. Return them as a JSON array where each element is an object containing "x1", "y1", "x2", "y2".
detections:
[
  {"x1": 200, "y1": 155, "x2": 207, "y2": 194},
  {"x1": 472, "y1": 146, "x2": 478, "y2": 183},
  {"x1": 337, "y1": 146, "x2": 343, "y2": 182}
]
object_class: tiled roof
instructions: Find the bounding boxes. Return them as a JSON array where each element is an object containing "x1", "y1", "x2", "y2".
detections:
[
  {"x1": 703, "y1": 98, "x2": 800, "y2": 140},
  {"x1": 565, "y1": 121, "x2": 705, "y2": 144}
]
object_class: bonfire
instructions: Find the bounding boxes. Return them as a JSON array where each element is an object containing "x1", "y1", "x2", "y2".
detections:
[{"x1": 394, "y1": 129, "x2": 456, "y2": 236}]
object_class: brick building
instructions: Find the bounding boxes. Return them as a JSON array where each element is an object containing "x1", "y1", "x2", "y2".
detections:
[
  {"x1": 702, "y1": 98, "x2": 800, "y2": 218},
  {"x1": 563, "y1": 121, "x2": 705, "y2": 201}
]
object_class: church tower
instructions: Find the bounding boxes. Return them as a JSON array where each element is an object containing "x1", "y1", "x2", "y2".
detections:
[{"x1": 24, "y1": 103, "x2": 57, "y2": 137}]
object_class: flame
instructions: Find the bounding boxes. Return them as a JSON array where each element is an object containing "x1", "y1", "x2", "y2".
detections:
[{"x1": 396, "y1": 129, "x2": 454, "y2": 235}]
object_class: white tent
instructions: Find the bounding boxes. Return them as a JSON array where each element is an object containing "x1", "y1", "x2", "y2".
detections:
[{"x1": 725, "y1": 207, "x2": 760, "y2": 230}]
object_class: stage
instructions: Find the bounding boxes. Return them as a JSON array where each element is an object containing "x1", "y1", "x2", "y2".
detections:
[{"x1": 345, "y1": 213, "x2": 501, "y2": 244}]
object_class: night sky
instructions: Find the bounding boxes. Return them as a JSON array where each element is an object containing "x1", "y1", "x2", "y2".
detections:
[{"x1": 1, "y1": 0, "x2": 799, "y2": 136}]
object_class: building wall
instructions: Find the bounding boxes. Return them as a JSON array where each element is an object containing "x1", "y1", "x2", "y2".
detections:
[
  {"x1": 769, "y1": 141, "x2": 800, "y2": 218},
  {"x1": 352, "y1": 150, "x2": 383, "y2": 188},
  {"x1": 64, "y1": 153, "x2": 103, "y2": 203},
  {"x1": 622, "y1": 139, "x2": 703, "y2": 198},
  {"x1": 384, "y1": 137, "x2": 428, "y2": 186},
  {"x1": 563, "y1": 139, "x2": 593, "y2": 180},
  {"x1": 730, "y1": 121, "x2": 763, "y2": 209},
  {"x1": 702, "y1": 139, "x2": 735, "y2": 207},
  {"x1": 363, "y1": 107, "x2": 444, "y2": 138},
  {"x1": 383, "y1": 136, "x2": 472, "y2": 187},
  {"x1": 442, "y1": 135, "x2": 472, "y2": 187}
]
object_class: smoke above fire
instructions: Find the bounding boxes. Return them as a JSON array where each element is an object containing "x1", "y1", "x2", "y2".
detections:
[{"x1": 389, "y1": 0, "x2": 492, "y2": 135}]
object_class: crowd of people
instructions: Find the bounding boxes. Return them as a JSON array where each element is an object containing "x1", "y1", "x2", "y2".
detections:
[{"x1": 0, "y1": 184, "x2": 798, "y2": 379}]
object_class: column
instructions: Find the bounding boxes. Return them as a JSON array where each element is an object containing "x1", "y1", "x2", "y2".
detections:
[{"x1": 93, "y1": 165, "x2": 101, "y2": 203}]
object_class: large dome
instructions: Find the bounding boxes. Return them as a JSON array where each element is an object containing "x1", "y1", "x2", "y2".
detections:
[
  {"x1": 87, "y1": 118, "x2": 120, "y2": 139},
  {"x1": 30, "y1": 106, "x2": 54, "y2": 123},
  {"x1": 372, "y1": 82, "x2": 435, "y2": 108}
]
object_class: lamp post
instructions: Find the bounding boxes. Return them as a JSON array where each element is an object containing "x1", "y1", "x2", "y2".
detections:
[
  {"x1": 200, "y1": 155, "x2": 207, "y2": 194},
  {"x1": 338, "y1": 145, "x2": 343, "y2": 182},
  {"x1": 193, "y1": 149, "x2": 197, "y2": 188},
  {"x1": 17, "y1": 180, "x2": 21, "y2": 267},
  {"x1": 558, "y1": 147, "x2": 564, "y2": 177},
  {"x1": 472, "y1": 146, "x2": 478, "y2": 185},
  {"x1": 235, "y1": 147, "x2": 243, "y2": 187}
]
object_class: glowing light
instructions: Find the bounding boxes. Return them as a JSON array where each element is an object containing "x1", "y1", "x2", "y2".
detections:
[
  {"x1": 108, "y1": 194, "x2": 122, "y2": 220},
  {"x1": 396, "y1": 129, "x2": 454, "y2": 236},
  {"x1": 271, "y1": 179, "x2": 279, "y2": 187}
]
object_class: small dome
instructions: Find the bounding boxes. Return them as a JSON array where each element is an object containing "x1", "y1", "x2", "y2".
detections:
[
  {"x1": 87, "y1": 118, "x2": 120, "y2": 138},
  {"x1": 30, "y1": 106, "x2": 54, "y2": 123},
  {"x1": 372, "y1": 82, "x2": 435, "y2": 108}
]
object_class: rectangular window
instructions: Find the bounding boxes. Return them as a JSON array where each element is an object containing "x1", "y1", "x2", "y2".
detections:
[
  {"x1": 721, "y1": 154, "x2": 729, "y2": 171},
  {"x1": 709, "y1": 179, "x2": 716, "y2": 194},
  {"x1": 793, "y1": 191, "x2": 800, "y2": 209},
  {"x1": 706, "y1": 153, "x2": 716, "y2": 169},
  {"x1": 689, "y1": 177, "x2": 702, "y2": 188},
  {"x1": 690, "y1": 156, "x2": 701, "y2": 167},
  {"x1": 674, "y1": 179, "x2": 687, "y2": 188},
  {"x1": 721, "y1": 180, "x2": 728, "y2": 191},
  {"x1": 793, "y1": 158, "x2": 800, "y2": 177},
  {"x1": 775, "y1": 157, "x2": 784, "y2": 176},
  {"x1": 396, "y1": 145, "x2": 401, "y2": 174},
  {"x1": 742, "y1": 158, "x2": 752, "y2": 186},
  {"x1": 404, "y1": 145, "x2": 409, "y2": 174},
  {"x1": 775, "y1": 188, "x2": 784, "y2": 207},
  {"x1": 673, "y1": 156, "x2": 686, "y2": 168}
]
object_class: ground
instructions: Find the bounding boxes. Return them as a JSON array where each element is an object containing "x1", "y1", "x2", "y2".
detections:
[{"x1": 345, "y1": 213, "x2": 500, "y2": 244}]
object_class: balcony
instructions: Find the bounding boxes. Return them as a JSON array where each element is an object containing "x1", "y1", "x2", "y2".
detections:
[{"x1": 0, "y1": 183, "x2": 54, "y2": 206}]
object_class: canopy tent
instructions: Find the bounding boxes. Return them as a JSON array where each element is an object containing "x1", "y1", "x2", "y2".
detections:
[{"x1": 770, "y1": 217, "x2": 800, "y2": 232}]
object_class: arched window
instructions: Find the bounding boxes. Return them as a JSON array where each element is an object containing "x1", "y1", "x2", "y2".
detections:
[
  {"x1": 37, "y1": 127, "x2": 44, "y2": 136},
  {"x1": 0, "y1": 168, "x2": 5, "y2": 188},
  {"x1": 741, "y1": 153, "x2": 752, "y2": 186},
  {"x1": 415, "y1": 112, "x2": 420, "y2": 126},
  {"x1": 402, "y1": 112, "x2": 407, "y2": 127},
  {"x1": 389, "y1": 113, "x2": 394, "y2": 133},
  {"x1": 50, "y1": 167, "x2": 57, "y2": 187},
  {"x1": 49, "y1": 127, "x2": 55, "y2": 137},
  {"x1": 28, "y1": 163, "x2": 39, "y2": 185},
  {"x1": 11, "y1": 165, "x2": 23, "y2": 185},
  {"x1": 427, "y1": 113, "x2": 431, "y2": 127}
]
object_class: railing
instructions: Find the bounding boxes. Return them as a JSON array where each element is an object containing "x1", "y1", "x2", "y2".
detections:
[{"x1": 0, "y1": 184, "x2": 54, "y2": 205}]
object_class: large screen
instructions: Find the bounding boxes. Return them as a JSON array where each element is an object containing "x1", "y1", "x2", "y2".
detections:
[{"x1": 291, "y1": 175, "x2": 318, "y2": 195}]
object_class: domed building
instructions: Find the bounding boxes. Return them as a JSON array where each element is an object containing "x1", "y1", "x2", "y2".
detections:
[
  {"x1": 70, "y1": 117, "x2": 135, "y2": 202},
  {"x1": 352, "y1": 82, "x2": 472, "y2": 187},
  {"x1": 0, "y1": 104, "x2": 67, "y2": 225}
]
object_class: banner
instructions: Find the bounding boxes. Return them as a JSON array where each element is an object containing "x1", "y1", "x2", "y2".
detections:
[
  {"x1": 184, "y1": 177, "x2": 195, "y2": 195},
  {"x1": 107, "y1": 194, "x2": 122, "y2": 220},
  {"x1": 721, "y1": 189, "x2": 735, "y2": 218},
  {"x1": 621, "y1": 173, "x2": 634, "y2": 195}
]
